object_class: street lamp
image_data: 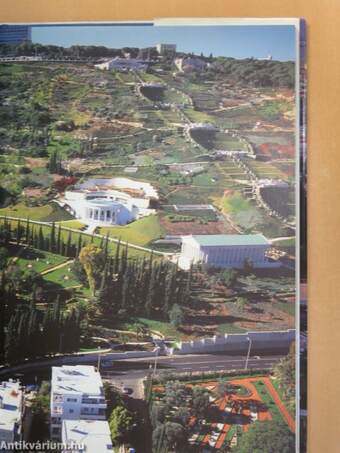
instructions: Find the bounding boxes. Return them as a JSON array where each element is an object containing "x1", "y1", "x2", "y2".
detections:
[
  {"x1": 152, "y1": 348, "x2": 160, "y2": 379},
  {"x1": 245, "y1": 337, "x2": 252, "y2": 371},
  {"x1": 97, "y1": 347, "x2": 102, "y2": 372}
]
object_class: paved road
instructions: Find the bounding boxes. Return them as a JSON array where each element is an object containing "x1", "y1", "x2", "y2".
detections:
[
  {"x1": 0, "y1": 352, "x2": 283, "y2": 399},
  {"x1": 99, "y1": 353, "x2": 283, "y2": 398}
]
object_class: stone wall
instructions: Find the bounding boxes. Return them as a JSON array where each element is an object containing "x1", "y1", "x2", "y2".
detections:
[{"x1": 169, "y1": 329, "x2": 295, "y2": 355}]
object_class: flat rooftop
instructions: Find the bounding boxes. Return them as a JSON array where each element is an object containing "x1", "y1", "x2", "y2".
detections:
[
  {"x1": 51, "y1": 366, "x2": 104, "y2": 396},
  {"x1": 190, "y1": 234, "x2": 269, "y2": 247},
  {"x1": 62, "y1": 420, "x2": 112, "y2": 453},
  {"x1": 0, "y1": 381, "x2": 22, "y2": 433}
]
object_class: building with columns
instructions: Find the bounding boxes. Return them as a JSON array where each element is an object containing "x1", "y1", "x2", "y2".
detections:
[
  {"x1": 178, "y1": 234, "x2": 279, "y2": 270},
  {"x1": 60, "y1": 177, "x2": 158, "y2": 226}
]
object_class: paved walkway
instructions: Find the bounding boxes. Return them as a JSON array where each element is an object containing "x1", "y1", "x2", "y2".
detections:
[
  {"x1": 83, "y1": 224, "x2": 97, "y2": 234},
  {"x1": 40, "y1": 259, "x2": 74, "y2": 276}
]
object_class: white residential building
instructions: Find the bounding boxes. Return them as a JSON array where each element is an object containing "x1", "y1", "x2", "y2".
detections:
[
  {"x1": 50, "y1": 366, "x2": 107, "y2": 440},
  {"x1": 62, "y1": 420, "x2": 113, "y2": 453},
  {"x1": 174, "y1": 56, "x2": 207, "y2": 72},
  {"x1": 156, "y1": 43, "x2": 177, "y2": 54},
  {"x1": 178, "y1": 234, "x2": 279, "y2": 270},
  {"x1": 0, "y1": 380, "x2": 23, "y2": 446}
]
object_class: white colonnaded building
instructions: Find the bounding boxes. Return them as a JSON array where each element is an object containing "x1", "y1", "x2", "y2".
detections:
[
  {"x1": 50, "y1": 365, "x2": 107, "y2": 440},
  {"x1": 60, "y1": 177, "x2": 158, "y2": 226},
  {"x1": 178, "y1": 234, "x2": 279, "y2": 270}
]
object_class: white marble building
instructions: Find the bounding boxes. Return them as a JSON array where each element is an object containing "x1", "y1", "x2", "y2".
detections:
[
  {"x1": 61, "y1": 177, "x2": 158, "y2": 226},
  {"x1": 178, "y1": 234, "x2": 279, "y2": 270}
]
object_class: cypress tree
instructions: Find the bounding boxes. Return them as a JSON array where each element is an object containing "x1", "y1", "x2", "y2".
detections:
[
  {"x1": 104, "y1": 233, "x2": 109, "y2": 262},
  {"x1": 16, "y1": 220, "x2": 22, "y2": 245},
  {"x1": 50, "y1": 222, "x2": 56, "y2": 252},
  {"x1": 145, "y1": 265, "x2": 157, "y2": 318},
  {"x1": 0, "y1": 273, "x2": 6, "y2": 359},
  {"x1": 4, "y1": 311, "x2": 21, "y2": 363},
  {"x1": 25, "y1": 219, "x2": 30, "y2": 244},
  {"x1": 66, "y1": 231, "x2": 72, "y2": 257},
  {"x1": 38, "y1": 226, "x2": 44, "y2": 250},
  {"x1": 113, "y1": 239, "x2": 121, "y2": 274},
  {"x1": 49, "y1": 149, "x2": 57, "y2": 173},
  {"x1": 28, "y1": 310, "x2": 41, "y2": 358},
  {"x1": 56, "y1": 225, "x2": 62, "y2": 254},
  {"x1": 17, "y1": 311, "x2": 29, "y2": 360}
]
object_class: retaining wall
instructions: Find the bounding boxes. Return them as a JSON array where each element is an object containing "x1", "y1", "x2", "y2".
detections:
[{"x1": 170, "y1": 329, "x2": 295, "y2": 355}]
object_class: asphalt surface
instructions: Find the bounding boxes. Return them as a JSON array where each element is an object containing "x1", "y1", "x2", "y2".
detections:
[
  {"x1": 1, "y1": 352, "x2": 284, "y2": 399},
  {"x1": 100, "y1": 353, "x2": 283, "y2": 398}
]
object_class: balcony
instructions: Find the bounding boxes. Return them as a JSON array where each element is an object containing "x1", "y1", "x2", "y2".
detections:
[
  {"x1": 51, "y1": 407, "x2": 63, "y2": 416},
  {"x1": 80, "y1": 408, "x2": 106, "y2": 418},
  {"x1": 81, "y1": 398, "x2": 106, "y2": 405}
]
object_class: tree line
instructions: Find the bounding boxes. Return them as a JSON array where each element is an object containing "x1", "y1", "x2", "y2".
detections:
[
  {"x1": 0, "y1": 217, "x2": 106, "y2": 259},
  {"x1": 0, "y1": 271, "x2": 81, "y2": 364},
  {"x1": 78, "y1": 242, "x2": 191, "y2": 324}
]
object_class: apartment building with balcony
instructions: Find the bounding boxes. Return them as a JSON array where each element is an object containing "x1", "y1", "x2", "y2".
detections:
[{"x1": 50, "y1": 366, "x2": 107, "y2": 440}]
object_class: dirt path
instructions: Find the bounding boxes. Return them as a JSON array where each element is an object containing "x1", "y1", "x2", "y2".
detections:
[{"x1": 40, "y1": 259, "x2": 74, "y2": 276}]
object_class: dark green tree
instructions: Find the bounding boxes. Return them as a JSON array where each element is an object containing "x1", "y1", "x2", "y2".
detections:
[{"x1": 235, "y1": 420, "x2": 295, "y2": 453}]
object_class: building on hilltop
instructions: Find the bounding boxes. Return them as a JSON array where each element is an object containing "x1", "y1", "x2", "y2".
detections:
[
  {"x1": 62, "y1": 420, "x2": 113, "y2": 453},
  {"x1": 0, "y1": 25, "x2": 31, "y2": 45},
  {"x1": 174, "y1": 56, "x2": 207, "y2": 72},
  {"x1": 95, "y1": 57, "x2": 149, "y2": 72},
  {"x1": 156, "y1": 43, "x2": 177, "y2": 55},
  {"x1": 60, "y1": 177, "x2": 158, "y2": 226},
  {"x1": 0, "y1": 380, "x2": 24, "y2": 445},
  {"x1": 50, "y1": 366, "x2": 107, "y2": 440},
  {"x1": 178, "y1": 234, "x2": 280, "y2": 270}
]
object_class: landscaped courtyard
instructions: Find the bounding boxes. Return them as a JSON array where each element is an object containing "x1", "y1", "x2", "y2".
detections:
[{"x1": 152, "y1": 374, "x2": 295, "y2": 452}]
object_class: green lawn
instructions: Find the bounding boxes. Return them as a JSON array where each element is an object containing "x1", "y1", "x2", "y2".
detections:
[
  {"x1": 97, "y1": 215, "x2": 164, "y2": 246},
  {"x1": 11, "y1": 247, "x2": 68, "y2": 274},
  {"x1": 253, "y1": 380, "x2": 286, "y2": 424},
  {"x1": 271, "y1": 378, "x2": 295, "y2": 418},
  {"x1": 0, "y1": 202, "x2": 73, "y2": 222},
  {"x1": 222, "y1": 192, "x2": 251, "y2": 214},
  {"x1": 56, "y1": 220, "x2": 86, "y2": 230},
  {"x1": 0, "y1": 217, "x2": 152, "y2": 260},
  {"x1": 273, "y1": 237, "x2": 295, "y2": 247},
  {"x1": 123, "y1": 318, "x2": 181, "y2": 340},
  {"x1": 217, "y1": 323, "x2": 247, "y2": 334},
  {"x1": 43, "y1": 265, "x2": 82, "y2": 288},
  {"x1": 274, "y1": 301, "x2": 295, "y2": 316}
]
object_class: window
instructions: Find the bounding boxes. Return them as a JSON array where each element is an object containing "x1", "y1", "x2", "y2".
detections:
[
  {"x1": 67, "y1": 398, "x2": 77, "y2": 402},
  {"x1": 69, "y1": 409, "x2": 74, "y2": 413}
]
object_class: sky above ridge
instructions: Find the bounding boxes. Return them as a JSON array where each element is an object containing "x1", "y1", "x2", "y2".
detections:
[{"x1": 32, "y1": 23, "x2": 296, "y2": 61}]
